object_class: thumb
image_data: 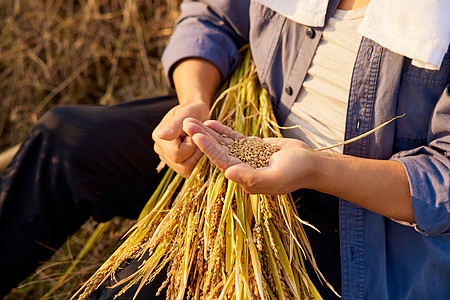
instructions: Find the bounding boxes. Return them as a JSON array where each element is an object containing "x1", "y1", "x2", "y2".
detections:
[
  {"x1": 156, "y1": 116, "x2": 186, "y2": 141},
  {"x1": 225, "y1": 164, "x2": 280, "y2": 194},
  {"x1": 224, "y1": 164, "x2": 259, "y2": 186}
]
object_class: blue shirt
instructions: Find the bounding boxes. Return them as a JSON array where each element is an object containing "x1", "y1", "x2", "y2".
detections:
[{"x1": 161, "y1": 0, "x2": 450, "y2": 298}]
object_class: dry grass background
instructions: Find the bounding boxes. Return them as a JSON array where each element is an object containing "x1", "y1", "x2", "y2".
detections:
[
  {"x1": 1, "y1": 0, "x2": 179, "y2": 298},
  {"x1": 0, "y1": 0, "x2": 178, "y2": 151}
]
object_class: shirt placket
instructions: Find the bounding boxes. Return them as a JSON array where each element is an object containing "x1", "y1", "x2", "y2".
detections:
[
  {"x1": 277, "y1": 0, "x2": 340, "y2": 125},
  {"x1": 278, "y1": 25, "x2": 323, "y2": 125},
  {"x1": 341, "y1": 37, "x2": 383, "y2": 299}
]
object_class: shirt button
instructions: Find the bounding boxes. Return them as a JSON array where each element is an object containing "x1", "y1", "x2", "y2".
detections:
[
  {"x1": 285, "y1": 85, "x2": 293, "y2": 95},
  {"x1": 367, "y1": 45, "x2": 374, "y2": 60},
  {"x1": 306, "y1": 27, "x2": 316, "y2": 39}
]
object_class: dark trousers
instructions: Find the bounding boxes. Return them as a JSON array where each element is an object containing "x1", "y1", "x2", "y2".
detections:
[{"x1": 0, "y1": 96, "x2": 340, "y2": 299}]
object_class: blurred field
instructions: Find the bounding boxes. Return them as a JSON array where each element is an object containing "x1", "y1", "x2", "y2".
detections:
[
  {"x1": 0, "y1": 0, "x2": 178, "y2": 151},
  {"x1": 1, "y1": 0, "x2": 179, "y2": 298}
]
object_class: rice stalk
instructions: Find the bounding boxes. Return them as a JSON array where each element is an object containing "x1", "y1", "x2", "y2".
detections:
[{"x1": 75, "y1": 49, "x2": 333, "y2": 299}]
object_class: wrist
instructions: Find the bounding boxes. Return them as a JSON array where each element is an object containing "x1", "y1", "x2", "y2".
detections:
[
  {"x1": 178, "y1": 94, "x2": 212, "y2": 108},
  {"x1": 302, "y1": 150, "x2": 335, "y2": 191},
  {"x1": 178, "y1": 99, "x2": 211, "y2": 122}
]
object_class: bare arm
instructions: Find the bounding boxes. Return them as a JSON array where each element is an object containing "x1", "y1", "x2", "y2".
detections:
[
  {"x1": 172, "y1": 58, "x2": 221, "y2": 107},
  {"x1": 308, "y1": 151, "x2": 414, "y2": 223}
]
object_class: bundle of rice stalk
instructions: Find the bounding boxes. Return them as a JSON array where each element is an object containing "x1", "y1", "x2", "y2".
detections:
[{"x1": 73, "y1": 49, "x2": 335, "y2": 300}]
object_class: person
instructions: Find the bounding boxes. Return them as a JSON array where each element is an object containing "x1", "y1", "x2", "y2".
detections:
[{"x1": 0, "y1": 0, "x2": 449, "y2": 299}]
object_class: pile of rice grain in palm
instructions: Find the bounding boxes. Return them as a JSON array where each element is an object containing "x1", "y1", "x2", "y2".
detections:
[{"x1": 227, "y1": 138, "x2": 279, "y2": 168}]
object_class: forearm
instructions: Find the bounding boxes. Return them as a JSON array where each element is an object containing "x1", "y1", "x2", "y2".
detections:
[
  {"x1": 173, "y1": 58, "x2": 222, "y2": 107},
  {"x1": 309, "y1": 152, "x2": 415, "y2": 223}
]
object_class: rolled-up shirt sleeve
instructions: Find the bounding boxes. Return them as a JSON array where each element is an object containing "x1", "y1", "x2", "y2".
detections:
[
  {"x1": 161, "y1": 0, "x2": 250, "y2": 87},
  {"x1": 392, "y1": 84, "x2": 450, "y2": 235}
]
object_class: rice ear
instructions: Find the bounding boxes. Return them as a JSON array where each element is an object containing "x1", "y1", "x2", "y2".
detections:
[{"x1": 76, "y1": 49, "x2": 330, "y2": 300}]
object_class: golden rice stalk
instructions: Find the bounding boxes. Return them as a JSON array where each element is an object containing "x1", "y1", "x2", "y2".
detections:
[{"x1": 74, "y1": 49, "x2": 335, "y2": 300}]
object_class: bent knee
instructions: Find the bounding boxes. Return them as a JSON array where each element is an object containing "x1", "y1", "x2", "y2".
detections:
[
  {"x1": 37, "y1": 106, "x2": 94, "y2": 147},
  {"x1": 39, "y1": 106, "x2": 83, "y2": 129}
]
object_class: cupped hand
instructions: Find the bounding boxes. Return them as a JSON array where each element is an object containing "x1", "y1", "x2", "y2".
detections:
[
  {"x1": 183, "y1": 118, "x2": 318, "y2": 195},
  {"x1": 152, "y1": 101, "x2": 210, "y2": 177}
]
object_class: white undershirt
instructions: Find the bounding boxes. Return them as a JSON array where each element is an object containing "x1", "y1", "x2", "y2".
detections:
[
  {"x1": 256, "y1": 0, "x2": 449, "y2": 70},
  {"x1": 282, "y1": 7, "x2": 366, "y2": 153}
]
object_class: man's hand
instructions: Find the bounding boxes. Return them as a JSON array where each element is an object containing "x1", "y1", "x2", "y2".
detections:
[
  {"x1": 152, "y1": 102, "x2": 210, "y2": 177},
  {"x1": 183, "y1": 118, "x2": 317, "y2": 194},
  {"x1": 153, "y1": 58, "x2": 221, "y2": 177}
]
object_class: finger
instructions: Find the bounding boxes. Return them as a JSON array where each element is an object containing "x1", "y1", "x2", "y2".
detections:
[
  {"x1": 156, "y1": 135, "x2": 198, "y2": 164},
  {"x1": 173, "y1": 147, "x2": 204, "y2": 178},
  {"x1": 191, "y1": 131, "x2": 242, "y2": 172},
  {"x1": 183, "y1": 118, "x2": 234, "y2": 145},
  {"x1": 174, "y1": 135, "x2": 198, "y2": 163},
  {"x1": 157, "y1": 146, "x2": 204, "y2": 178},
  {"x1": 155, "y1": 114, "x2": 185, "y2": 141},
  {"x1": 203, "y1": 120, "x2": 245, "y2": 140},
  {"x1": 154, "y1": 127, "x2": 191, "y2": 155}
]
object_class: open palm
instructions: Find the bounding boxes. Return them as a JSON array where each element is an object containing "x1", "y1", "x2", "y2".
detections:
[{"x1": 183, "y1": 118, "x2": 317, "y2": 195}]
